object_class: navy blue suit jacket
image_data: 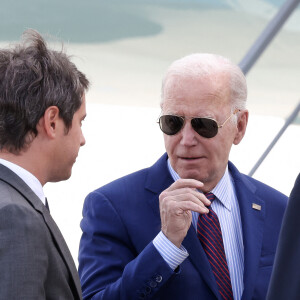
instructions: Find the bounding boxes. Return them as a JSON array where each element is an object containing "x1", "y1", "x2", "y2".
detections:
[
  {"x1": 79, "y1": 154, "x2": 287, "y2": 300},
  {"x1": 266, "y1": 173, "x2": 300, "y2": 300}
]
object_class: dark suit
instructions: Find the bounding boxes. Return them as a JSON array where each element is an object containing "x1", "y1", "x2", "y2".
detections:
[
  {"x1": 79, "y1": 153, "x2": 287, "y2": 300},
  {"x1": 266, "y1": 173, "x2": 300, "y2": 300},
  {"x1": 0, "y1": 164, "x2": 82, "y2": 300}
]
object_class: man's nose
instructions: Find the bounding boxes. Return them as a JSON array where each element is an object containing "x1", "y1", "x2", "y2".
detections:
[
  {"x1": 80, "y1": 132, "x2": 86, "y2": 147},
  {"x1": 180, "y1": 120, "x2": 198, "y2": 146}
]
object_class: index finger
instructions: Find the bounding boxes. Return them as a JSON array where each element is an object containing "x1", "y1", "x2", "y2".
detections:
[{"x1": 167, "y1": 178, "x2": 204, "y2": 192}]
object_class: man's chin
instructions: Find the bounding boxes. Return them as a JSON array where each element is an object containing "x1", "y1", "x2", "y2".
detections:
[
  {"x1": 178, "y1": 170, "x2": 209, "y2": 183},
  {"x1": 48, "y1": 171, "x2": 72, "y2": 183}
]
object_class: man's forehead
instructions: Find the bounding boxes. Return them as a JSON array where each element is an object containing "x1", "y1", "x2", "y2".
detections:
[
  {"x1": 162, "y1": 82, "x2": 231, "y2": 113},
  {"x1": 164, "y1": 72, "x2": 229, "y2": 93}
]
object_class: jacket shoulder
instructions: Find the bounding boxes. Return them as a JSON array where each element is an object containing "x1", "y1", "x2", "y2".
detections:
[
  {"x1": 229, "y1": 161, "x2": 288, "y2": 205},
  {"x1": 91, "y1": 153, "x2": 169, "y2": 199}
]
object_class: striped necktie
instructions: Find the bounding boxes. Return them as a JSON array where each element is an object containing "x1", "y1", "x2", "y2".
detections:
[{"x1": 197, "y1": 192, "x2": 233, "y2": 300}]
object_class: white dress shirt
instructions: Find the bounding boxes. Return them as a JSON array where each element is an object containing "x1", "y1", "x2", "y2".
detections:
[
  {"x1": 0, "y1": 158, "x2": 46, "y2": 205},
  {"x1": 153, "y1": 159, "x2": 244, "y2": 300}
]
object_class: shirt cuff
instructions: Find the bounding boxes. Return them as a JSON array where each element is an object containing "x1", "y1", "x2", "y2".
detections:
[{"x1": 153, "y1": 231, "x2": 189, "y2": 271}]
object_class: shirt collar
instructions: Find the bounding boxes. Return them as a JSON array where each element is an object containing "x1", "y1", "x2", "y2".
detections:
[
  {"x1": 0, "y1": 158, "x2": 46, "y2": 205},
  {"x1": 167, "y1": 159, "x2": 233, "y2": 211}
]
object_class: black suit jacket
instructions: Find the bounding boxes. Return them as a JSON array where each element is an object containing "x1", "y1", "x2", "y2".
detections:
[
  {"x1": 267, "y1": 173, "x2": 300, "y2": 300},
  {"x1": 0, "y1": 164, "x2": 82, "y2": 300}
]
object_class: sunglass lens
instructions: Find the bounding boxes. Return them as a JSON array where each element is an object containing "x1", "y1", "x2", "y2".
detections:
[
  {"x1": 192, "y1": 118, "x2": 218, "y2": 138},
  {"x1": 159, "y1": 115, "x2": 183, "y2": 135}
]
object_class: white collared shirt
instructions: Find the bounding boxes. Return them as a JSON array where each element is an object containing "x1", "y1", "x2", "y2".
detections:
[
  {"x1": 153, "y1": 159, "x2": 244, "y2": 300},
  {"x1": 0, "y1": 158, "x2": 46, "y2": 205}
]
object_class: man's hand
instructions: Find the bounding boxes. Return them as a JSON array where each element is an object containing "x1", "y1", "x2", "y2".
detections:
[{"x1": 159, "y1": 179, "x2": 211, "y2": 248}]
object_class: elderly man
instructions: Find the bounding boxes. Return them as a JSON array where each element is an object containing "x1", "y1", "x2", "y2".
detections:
[
  {"x1": 0, "y1": 29, "x2": 89, "y2": 299},
  {"x1": 79, "y1": 54, "x2": 287, "y2": 300}
]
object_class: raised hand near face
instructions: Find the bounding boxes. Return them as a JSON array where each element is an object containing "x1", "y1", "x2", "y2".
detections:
[{"x1": 159, "y1": 179, "x2": 211, "y2": 248}]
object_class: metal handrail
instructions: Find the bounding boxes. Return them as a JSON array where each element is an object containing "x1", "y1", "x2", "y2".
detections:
[
  {"x1": 237, "y1": 0, "x2": 300, "y2": 176},
  {"x1": 248, "y1": 101, "x2": 300, "y2": 177},
  {"x1": 239, "y1": 0, "x2": 300, "y2": 75}
]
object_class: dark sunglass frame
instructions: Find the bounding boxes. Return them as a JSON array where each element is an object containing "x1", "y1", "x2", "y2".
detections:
[{"x1": 158, "y1": 109, "x2": 240, "y2": 138}]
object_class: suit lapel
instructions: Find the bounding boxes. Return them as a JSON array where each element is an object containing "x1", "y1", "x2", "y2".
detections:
[
  {"x1": 229, "y1": 162, "x2": 265, "y2": 300},
  {"x1": 42, "y1": 211, "x2": 82, "y2": 299},
  {"x1": 0, "y1": 164, "x2": 82, "y2": 299},
  {"x1": 144, "y1": 153, "x2": 173, "y2": 215},
  {"x1": 183, "y1": 228, "x2": 221, "y2": 299},
  {"x1": 145, "y1": 154, "x2": 220, "y2": 299}
]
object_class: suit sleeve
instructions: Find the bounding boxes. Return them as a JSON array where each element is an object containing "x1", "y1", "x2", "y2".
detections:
[
  {"x1": 0, "y1": 203, "x2": 49, "y2": 299},
  {"x1": 78, "y1": 191, "x2": 177, "y2": 300}
]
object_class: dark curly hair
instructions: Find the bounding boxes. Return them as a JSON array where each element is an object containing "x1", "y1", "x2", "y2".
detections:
[{"x1": 0, "y1": 29, "x2": 89, "y2": 153}]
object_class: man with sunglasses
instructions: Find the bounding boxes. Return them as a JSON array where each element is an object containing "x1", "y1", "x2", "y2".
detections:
[{"x1": 79, "y1": 53, "x2": 287, "y2": 300}]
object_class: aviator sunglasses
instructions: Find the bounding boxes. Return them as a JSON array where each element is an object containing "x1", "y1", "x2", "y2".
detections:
[{"x1": 158, "y1": 109, "x2": 240, "y2": 138}]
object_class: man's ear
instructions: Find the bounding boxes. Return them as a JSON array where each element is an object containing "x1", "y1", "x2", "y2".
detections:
[
  {"x1": 39, "y1": 106, "x2": 60, "y2": 138},
  {"x1": 233, "y1": 110, "x2": 249, "y2": 145}
]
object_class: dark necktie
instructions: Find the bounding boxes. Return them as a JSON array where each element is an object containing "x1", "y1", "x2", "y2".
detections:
[
  {"x1": 197, "y1": 192, "x2": 233, "y2": 300},
  {"x1": 45, "y1": 197, "x2": 50, "y2": 212}
]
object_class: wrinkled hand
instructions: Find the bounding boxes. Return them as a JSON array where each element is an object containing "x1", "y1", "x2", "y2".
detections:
[{"x1": 159, "y1": 179, "x2": 211, "y2": 248}]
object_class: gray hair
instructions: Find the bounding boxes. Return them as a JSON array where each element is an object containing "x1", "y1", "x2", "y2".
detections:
[{"x1": 161, "y1": 53, "x2": 247, "y2": 112}]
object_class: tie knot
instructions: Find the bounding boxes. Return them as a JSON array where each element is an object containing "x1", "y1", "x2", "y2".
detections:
[{"x1": 205, "y1": 192, "x2": 215, "y2": 202}]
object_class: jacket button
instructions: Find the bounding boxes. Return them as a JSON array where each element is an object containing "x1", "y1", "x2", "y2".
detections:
[
  {"x1": 155, "y1": 275, "x2": 163, "y2": 283},
  {"x1": 145, "y1": 286, "x2": 151, "y2": 294},
  {"x1": 149, "y1": 281, "x2": 157, "y2": 288}
]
